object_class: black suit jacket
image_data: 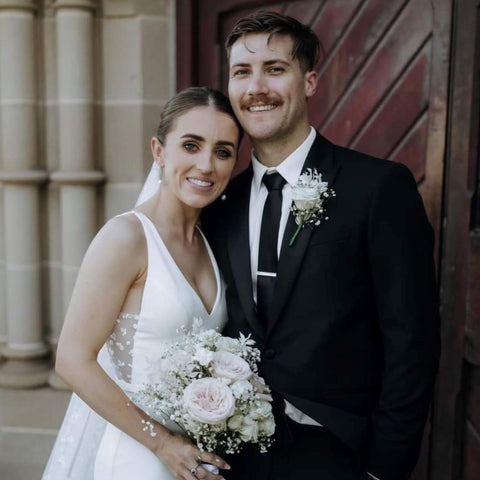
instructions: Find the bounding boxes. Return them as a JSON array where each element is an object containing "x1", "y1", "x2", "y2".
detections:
[{"x1": 202, "y1": 133, "x2": 440, "y2": 480}]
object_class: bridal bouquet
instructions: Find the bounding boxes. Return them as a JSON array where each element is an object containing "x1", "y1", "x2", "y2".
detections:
[{"x1": 133, "y1": 319, "x2": 275, "y2": 456}]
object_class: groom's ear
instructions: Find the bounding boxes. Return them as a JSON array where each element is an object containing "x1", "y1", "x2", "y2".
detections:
[
  {"x1": 151, "y1": 137, "x2": 165, "y2": 167},
  {"x1": 304, "y1": 70, "x2": 318, "y2": 98}
]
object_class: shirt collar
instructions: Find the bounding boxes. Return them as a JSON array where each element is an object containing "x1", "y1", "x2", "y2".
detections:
[{"x1": 251, "y1": 127, "x2": 316, "y2": 193}]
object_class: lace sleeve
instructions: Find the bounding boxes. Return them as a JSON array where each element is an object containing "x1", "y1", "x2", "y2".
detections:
[{"x1": 106, "y1": 313, "x2": 139, "y2": 383}]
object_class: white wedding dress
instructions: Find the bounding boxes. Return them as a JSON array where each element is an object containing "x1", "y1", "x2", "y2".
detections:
[{"x1": 42, "y1": 210, "x2": 227, "y2": 480}]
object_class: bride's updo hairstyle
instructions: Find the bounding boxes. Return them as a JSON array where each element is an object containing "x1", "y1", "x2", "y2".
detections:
[{"x1": 156, "y1": 86, "x2": 243, "y2": 145}]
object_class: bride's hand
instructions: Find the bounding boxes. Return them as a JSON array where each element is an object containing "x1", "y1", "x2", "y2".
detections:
[{"x1": 154, "y1": 431, "x2": 231, "y2": 480}]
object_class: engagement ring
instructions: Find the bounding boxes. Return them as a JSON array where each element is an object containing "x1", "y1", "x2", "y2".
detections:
[{"x1": 190, "y1": 464, "x2": 198, "y2": 476}]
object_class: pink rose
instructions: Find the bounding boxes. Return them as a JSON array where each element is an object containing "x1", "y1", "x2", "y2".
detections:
[
  {"x1": 182, "y1": 378, "x2": 235, "y2": 424},
  {"x1": 211, "y1": 351, "x2": 252, "y2": 382}
]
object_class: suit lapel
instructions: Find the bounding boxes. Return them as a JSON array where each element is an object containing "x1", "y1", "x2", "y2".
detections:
[
  {"x1": 267, "y1": 134, "x2": 341, "y2": 335},
  {"x1": 226, "y1": 166, "x2": 264, "y2": 338}
]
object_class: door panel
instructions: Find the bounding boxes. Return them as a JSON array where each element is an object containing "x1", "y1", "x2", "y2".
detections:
[{"x1": 176, "y1": 2, "x2": 454, "y2": 478}]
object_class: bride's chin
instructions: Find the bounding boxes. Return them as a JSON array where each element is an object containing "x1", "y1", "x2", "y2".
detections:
[{"x1": 181, "y1": 196, "x2": 213, "y2": 210}]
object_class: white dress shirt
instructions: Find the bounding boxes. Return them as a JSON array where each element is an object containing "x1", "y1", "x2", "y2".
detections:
[
  {"x1": 249, "y1": 127, "x2": 316, "y2": 301},
  {"x1": 249, "y1": 127, "x2": 321, "y2": 427},
  {"x1": 248, "y1": 128, "x2": 380, "y2": 480}
]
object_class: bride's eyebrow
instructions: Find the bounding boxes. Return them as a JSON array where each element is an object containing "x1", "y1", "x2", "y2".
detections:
[{"x1": 181, "y1": 133, "x2": 204, "y2": 141}]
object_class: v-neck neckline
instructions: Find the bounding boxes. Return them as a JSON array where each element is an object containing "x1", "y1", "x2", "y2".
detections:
[{"x1": 134, "y1": 211, "x2": 221, "y2": 316}]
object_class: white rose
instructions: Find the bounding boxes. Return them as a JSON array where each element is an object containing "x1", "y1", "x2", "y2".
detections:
[
  {"x1": 292, "y1": 185, "x2": 319, "y2": 211},
  {"x1": 259, "y1": 416, "x2": 275, "y2": 436},
  {"x1": 197, "y1": 328, "x2": 221, "y2": 345},
  {"x1": 230, "y1": 379, "x2": 254, "y2": 400},
  {"x1": 193, "y1": 346, "x2": 214, "y2": 366},
  {"x1": 182, "y1": 378, "x2": 235, "y2": 424},
  {"x1": 211, "y1": 351, "x2": 252, "y2": 381},
  {"x1": 239, "y1": 415, "x2": 259, "y2": 442},
  {"x1": 227, "y1": 414, "x2": 243, "y2": 431},
  {"x1": 215, "y1": 336, "x2": 240, "y2": 353}
]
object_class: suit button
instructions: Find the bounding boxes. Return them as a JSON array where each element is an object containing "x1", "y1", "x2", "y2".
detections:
[{"x1": 263, "y1": 348, "x2": 276, "y2": 360}]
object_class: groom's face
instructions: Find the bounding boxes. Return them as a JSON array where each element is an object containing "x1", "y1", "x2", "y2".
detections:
[{"x1": 228, "y1": 33, "x2": 317, "y2": 146}]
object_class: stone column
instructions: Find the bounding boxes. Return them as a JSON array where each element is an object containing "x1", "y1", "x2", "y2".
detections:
[
  {"x1": 102, "y1": 0, "x2": 175, "y2": 217},
  {"x1": 0, "y1": 181, "x2": 6, "y2": 354},
  {"x1": 48, "y1": 0, "x2": 105, "y2": 388},
  {"x1": 0, "y1": 0, "x2": 50, "y2": 387}
]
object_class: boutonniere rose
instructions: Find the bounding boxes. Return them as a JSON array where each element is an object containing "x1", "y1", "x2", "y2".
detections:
[{"x1": 289, "y1": 168, "x2": 335, "y2": 246}]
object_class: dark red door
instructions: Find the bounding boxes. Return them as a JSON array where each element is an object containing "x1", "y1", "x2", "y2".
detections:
[
  {"x1": 177, "y1": 0, "x2": 448, "y2": 246},
  {"x1": 176, "y1": 1, "x2": 455, "y2": 478}
]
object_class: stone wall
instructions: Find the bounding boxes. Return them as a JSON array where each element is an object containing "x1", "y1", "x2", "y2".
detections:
[{"x1": 0, "y1": 0, "x2": 175, "y2": 388}]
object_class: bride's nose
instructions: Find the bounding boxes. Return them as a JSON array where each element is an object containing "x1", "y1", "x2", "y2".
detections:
[{"x1": 195, "y1": 152, "x2": 214, "y2": 173}]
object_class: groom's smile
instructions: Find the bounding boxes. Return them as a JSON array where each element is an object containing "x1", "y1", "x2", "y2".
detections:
[{"x1": 247, "y1": 103, "x2": 278, "y2": 112}]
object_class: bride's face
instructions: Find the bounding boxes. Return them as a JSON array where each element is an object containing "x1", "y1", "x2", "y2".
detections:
[{"x1": 152, "y1": 106, "x2": 239, "y2": 209}]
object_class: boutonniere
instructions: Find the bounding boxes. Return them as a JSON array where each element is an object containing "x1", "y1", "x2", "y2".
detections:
[{"x1": 289, "y1": 168, "x2": 336, "y2": 246}]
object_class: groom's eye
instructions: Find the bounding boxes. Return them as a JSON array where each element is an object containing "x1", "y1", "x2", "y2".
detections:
[
  {"x1": 268, "y1": 66, "x2": 285, "y2": 74},
  {"x1": 232, "y1": 68, "x2": 249, "y2": 77}
]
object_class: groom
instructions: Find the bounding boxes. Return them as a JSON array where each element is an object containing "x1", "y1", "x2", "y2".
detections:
[{"x1": 203, "y1": 11, "x2": 440, "y2": 480}]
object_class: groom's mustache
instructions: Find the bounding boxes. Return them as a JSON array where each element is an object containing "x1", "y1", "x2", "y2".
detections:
[{"x1": 241, "y1": 96, "x2": 282, "y2": 109}]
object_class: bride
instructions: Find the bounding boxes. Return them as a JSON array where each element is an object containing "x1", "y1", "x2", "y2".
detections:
[{"x1": 42, "y1": 87, "x2": 242, "y2": 480}]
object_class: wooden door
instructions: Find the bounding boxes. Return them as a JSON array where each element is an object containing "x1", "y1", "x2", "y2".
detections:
[
  {"x1": 177, "y1": 0, "x2": 450, "y2": 252},
  {"x1": 176, "y1": 1, "x2": 455, "y2": 478},
  {"x1": 431, "y1": 1, "x2": 480, "y2": 480}
]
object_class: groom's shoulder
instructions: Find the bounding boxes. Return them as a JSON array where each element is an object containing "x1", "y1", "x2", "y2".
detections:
[
  {"x1": 333, "y1": 141, "x2": 391, "y2": 171},
  {"x1": 328, "y1": 138, "x2": 414, "y2": 184}
]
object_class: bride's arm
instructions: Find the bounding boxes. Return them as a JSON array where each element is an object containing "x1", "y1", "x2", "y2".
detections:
[{"x1": 55, "y1": 215, "x2": 229, "y2": 480}]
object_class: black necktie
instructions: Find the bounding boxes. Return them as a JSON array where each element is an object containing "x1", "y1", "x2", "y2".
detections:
[{"x1": 257, "y1": 171, "x2": 286, "y2": 327}]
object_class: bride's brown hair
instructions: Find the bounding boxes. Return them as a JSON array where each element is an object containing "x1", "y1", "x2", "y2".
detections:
[{"x1": 156, "y1": 87, "x2": 243, "y2": 145}]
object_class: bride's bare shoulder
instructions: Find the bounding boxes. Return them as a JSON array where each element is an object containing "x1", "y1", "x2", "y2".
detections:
[{"x1": 89, "y1": 212, "x2": 146, "y2": 256}]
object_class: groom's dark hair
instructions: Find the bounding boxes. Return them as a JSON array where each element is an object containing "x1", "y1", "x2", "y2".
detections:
[{"x1": 225, "y1": 10, "x2": 321, "y2": 72}]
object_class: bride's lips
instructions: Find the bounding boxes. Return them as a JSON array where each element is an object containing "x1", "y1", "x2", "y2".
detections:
[{"x1": 187, "y1": 177, "x2": 214, "y2": 189}]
